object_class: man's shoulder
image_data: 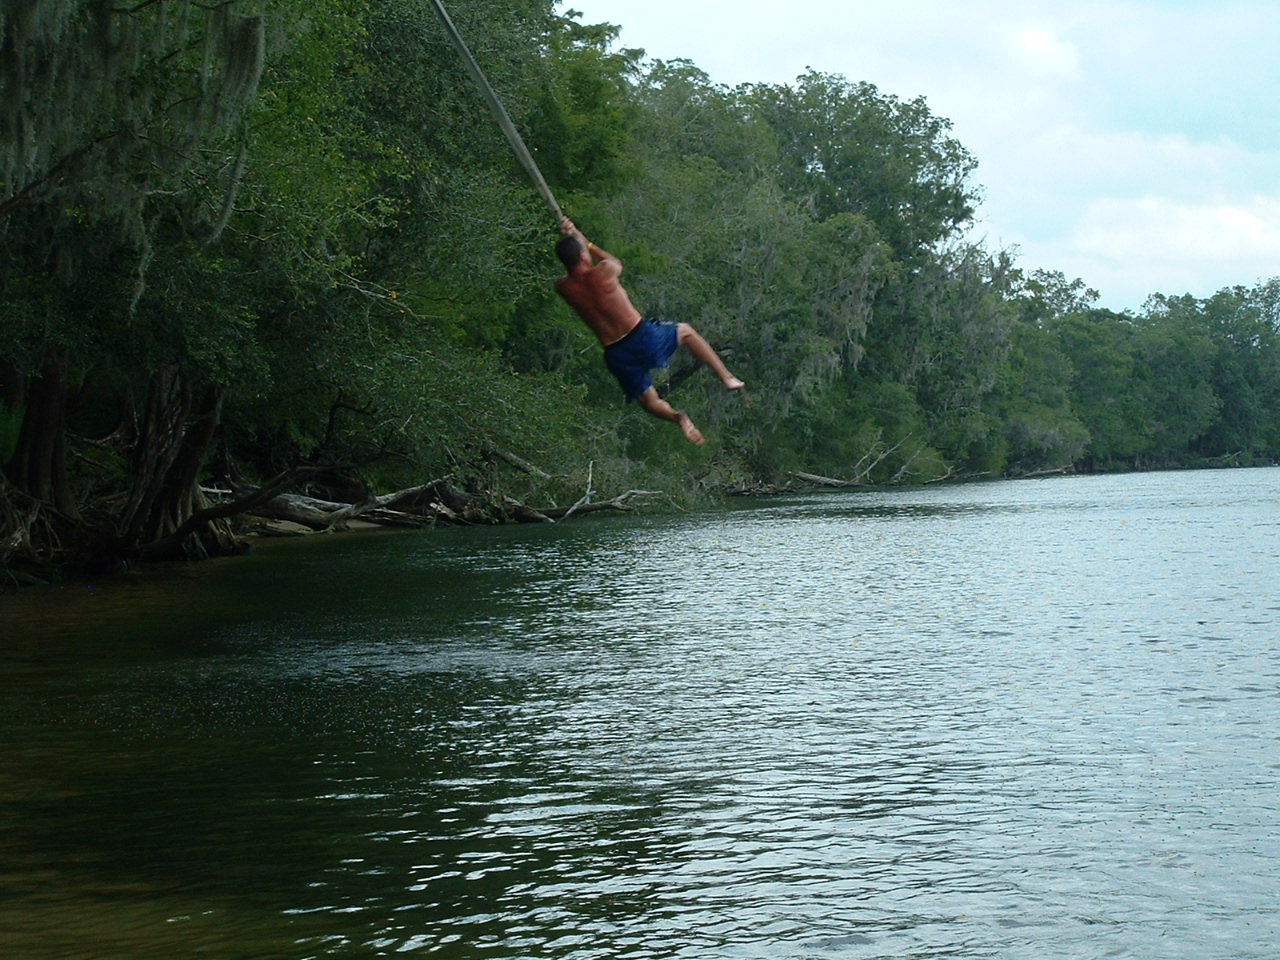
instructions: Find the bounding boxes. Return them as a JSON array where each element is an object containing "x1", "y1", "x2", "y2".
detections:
[
  {"x1": 555, "y1": 274, "x2": 592, "y2": 311},
  {"x1": 593, "y1": 257, "x2": 623, "y2": 278},
  {"x1": 555, "y1": 273, "x2": 584, "y2": 294}
]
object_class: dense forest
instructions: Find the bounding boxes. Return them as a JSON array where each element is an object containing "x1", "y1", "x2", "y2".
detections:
[{"x1": 3, "y1": 0, "x2": 1278, "y2": 582}]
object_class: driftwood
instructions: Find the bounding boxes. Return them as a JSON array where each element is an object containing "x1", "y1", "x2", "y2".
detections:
[
  {"x1": 503, "y1": 462, "x2": 660, "y2": 523},
  {"x1": 503, "y1": 496, "x2": 554, "y2": 523},
  {"x1": 889, "y1": 444, "x2": 926, "y2": 485},
  {"x1": 560, "y1": 459, "x2": 596, "y2": 520},
  {"x1": 539, "y1": 489, "x2": 659, "y2": 518},
  {"x1": 227, "y1": 470, "x2": 660, "y2": 533},
  {"x1": 790, "y1": 433, "x2": 918, "y2": 489},
  {"x1": 484, "y1": 446, "x2": 554, "y2": 480},
  {"x1": 243, "y1": 480, "x2": 468, "y2": 531},
  {"x1": 791, "y1": 471, "x2": 862, "y2": 488},
  {"x1": 501, "y1": 489, "x2": 660, "y2": 523},
  {"x1": 922, "y1": 466, "x2": 997, "y2": 485},
  {"x1": 243, "y1": 492, "x2": 350, "y2": 528},
  {"x1": 1013, "y1": 463, "x2": 1075, "y2": 479},
  {"x1": 1205, "y1": 450, "x2": 1243, "y2": 465}
]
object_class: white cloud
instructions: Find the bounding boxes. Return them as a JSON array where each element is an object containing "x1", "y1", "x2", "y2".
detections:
[
  {"x1": 1013, "y1": 195, "x2": 1280, "y2": 307},
  {"x1": 1008, "y1": 28, "x2": 1080, "y2": 78},
  {"x1": 979, "y1": 125, "x2": 1258, "y2": 221},
  {"x1": 1078, "y1": 195, "x2": 1280, "y2": 264},
  {"x1": 560, "y1": 0, "x2": 1280, "y2": 308}
]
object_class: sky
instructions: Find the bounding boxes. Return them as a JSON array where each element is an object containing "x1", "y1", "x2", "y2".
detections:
[{"x1": 556, "y1": 0, "x2": 1279, "y2": 312}]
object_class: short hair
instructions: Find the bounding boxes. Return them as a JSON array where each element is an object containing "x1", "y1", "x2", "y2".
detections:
[{"x1": 556, "y1": 234, "x2": 583, "y2": 270}]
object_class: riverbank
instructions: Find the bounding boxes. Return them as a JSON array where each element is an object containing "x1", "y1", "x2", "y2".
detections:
[{"x1": 6, "y1": 460, "x2": 1275, "y2": 590}]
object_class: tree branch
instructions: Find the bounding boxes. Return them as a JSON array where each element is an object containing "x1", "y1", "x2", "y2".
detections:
[
  {"x1": 485, "y1": 445, "x2": 554, "y2": 480},
  {"x1": 162, "y1": 467, "x2": 309, "y2": 543},
  {"x1": 558, "y1": 460, "x2": 594, "y2": 521}
]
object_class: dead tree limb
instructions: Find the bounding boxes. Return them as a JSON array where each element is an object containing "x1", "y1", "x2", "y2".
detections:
[
  {"x1": 502, "y1": 496, "x2": 554, "y2": 523},
  {"x1": 246, "y1": 480, "x2": 450, "y2": 530},
  {"x1": 485, "y1": 446, "x2": 554, "y2": 480},
  {"x1": 1016, "y1": 463, "x2": 1075, "y2": 478},
  {"x1": 559, "y1": 460, "x2": 595, "y2": 521},
  {"x1": 152, "y1": 467, "x2": 309, "y2": 551},
  {"x1": 791, "y1": 433, "x2": 917, "y2": 489},
  {"x1": 889, "y1": 444, "x2": 926, "y2": 484},
  {"x1": 791, "y1": 471, "x2": 861, "y2": 488},
  {"x1": 538, "y1": 489, "x2": 660, "y2": 518}
]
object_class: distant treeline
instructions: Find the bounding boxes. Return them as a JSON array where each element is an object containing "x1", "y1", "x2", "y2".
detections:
[{"x1": 2, "y1": 1, "x2": 1277, "y2": 578}]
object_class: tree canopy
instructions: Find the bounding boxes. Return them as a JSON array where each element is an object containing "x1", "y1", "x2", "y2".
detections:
[{"x1": 3, "y1": 0, "x2": 1277, "y2": 580}]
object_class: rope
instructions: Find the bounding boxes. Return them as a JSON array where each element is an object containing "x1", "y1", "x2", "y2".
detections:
[{"x1": 428, "y1": 0, "x2": 563, "y2": 221}]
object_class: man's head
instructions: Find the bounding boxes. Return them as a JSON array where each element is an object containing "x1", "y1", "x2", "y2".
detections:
[{"x1": 556, "y1": 234, "x2": 584, "y2": 271}]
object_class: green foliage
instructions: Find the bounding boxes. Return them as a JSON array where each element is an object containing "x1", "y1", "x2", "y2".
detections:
[
  {"x1": 746, "y1": 71, "x2": 978, "y2": 258},
  {"x1": 6, "y1": 0, "x2": 1280, "y2": 579},
  {"x1": 993, "y1": 271, "x2": 1094, "y2": 472},
  {"x1": 1139, "y1": 286, "x2": 1280, "y2": 462},
  {"x1": 526, "y1": 11, "x2": 639, "y2": 190},
  {"x1": 1003, "y1": 405, "x2": 1089, "y2": 470},
  {"x1": 1052, "y1": 310, "x2": 1148, "y2": 466}
]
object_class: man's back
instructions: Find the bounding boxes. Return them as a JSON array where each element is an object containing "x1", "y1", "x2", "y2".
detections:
[{"x1": 556, "y1": 252, "x2": 643, "y2": 347}]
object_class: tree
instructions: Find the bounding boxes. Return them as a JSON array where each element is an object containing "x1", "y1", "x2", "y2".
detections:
[
  {"x1": 1, "y1": 0, "x2": 650, "y2": 575},
  {"x1": 995, "y1": 271, "x2": 1095, "y2": 472},
  {"x1": 1, "y1": 0, "x2": 272, "y2": 556},
  {"x1": 746, "y1": 71, "x2": 978, "y2": 258},
  {"x1": 1141, "y1": 285, "x2": 1280, "y2": 462},
  {"x1": 1132, "y1": 297, "x2": 1221, "y2": 461},
  {"x1": 1052, "y1": 310, "x2": 1150, "y2": 468}
]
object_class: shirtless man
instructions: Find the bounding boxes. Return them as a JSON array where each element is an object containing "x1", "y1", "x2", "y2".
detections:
[{"x1": 554, "y1": 216, "x2": 744, "y2": 444}]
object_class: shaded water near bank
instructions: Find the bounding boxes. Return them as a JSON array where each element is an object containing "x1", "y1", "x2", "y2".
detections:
[{"x1": 2, "y1": 468, "x2": 1278, "y2": 959}]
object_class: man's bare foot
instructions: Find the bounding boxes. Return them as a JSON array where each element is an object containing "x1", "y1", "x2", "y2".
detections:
[
  {"x1": 724, "y1": 376, "x2": 746, "y2": 391},
  {"x1": 676, "y1": 411, "x2": 705, "y2": 445}
]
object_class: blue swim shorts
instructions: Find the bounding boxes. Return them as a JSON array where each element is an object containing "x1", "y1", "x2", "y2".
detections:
[{"x1": 603, "y1": 318, "x2": 680, "y2": 401}]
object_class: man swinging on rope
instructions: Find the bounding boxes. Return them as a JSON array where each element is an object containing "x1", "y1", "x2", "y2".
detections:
[{"x1": 555, "y1": 217, "x2": 744, "y2": 445}]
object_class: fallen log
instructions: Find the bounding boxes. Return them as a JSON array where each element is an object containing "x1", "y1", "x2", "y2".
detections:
[
  {"x1": 790, "y1": 471, "x2": 862, "y2": 488},
  {"x1": 235, "y1": 476, "x2": 660, "y2": 531},
  {"x1": 537, "y1": 489, "x2": 660, "y2": 518},
  {"x1": 484, "y1": 446, "x2": 554, "y2": 480},
  {"x1": 247, "y1": 492, "x2": 349, "y2": 528},
  {"x1": 560, "y1": 460, "x2": 596, "y2": 520},
  {"x1": 502, "y1": 496, "x2": 554, "y2": 524},
  {"x1": 924, "y1": 467, "x2": 993, "y2": 485},
  {"x1": 242, "y1": 481, "x2": 461, "y2": 531},
  {"x1": 790, "y1": 434, "x2": 916, "y2": 489},
  {"x1": 1014, "y1": 463, "x2": 1075, "y2": 479}
]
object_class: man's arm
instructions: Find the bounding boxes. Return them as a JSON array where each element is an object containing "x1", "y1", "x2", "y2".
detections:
[
  {"x1": 585, "y1": 240, "x2": 619, "y2": 267},
  {"x1": 582, "y1": 235, "x2": 622, "y2": 272},
  {"x1": 561, "y1": 217, "x2": 620, "y2": 269}
]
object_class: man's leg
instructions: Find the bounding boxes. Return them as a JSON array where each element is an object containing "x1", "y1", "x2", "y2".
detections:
[
  {"x1": 676, "y1": 323, "x2": 745, "y2": 390},
  {"x1": 636, "y1": 387, "x2": 704, "y2": 445}
]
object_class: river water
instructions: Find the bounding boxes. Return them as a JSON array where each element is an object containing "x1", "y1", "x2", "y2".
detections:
[{"x1": 1, "y1": 468, "x2": 1277, "y2": 959}]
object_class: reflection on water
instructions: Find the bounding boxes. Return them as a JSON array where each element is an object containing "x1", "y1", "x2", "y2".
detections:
[{"x1": 2, "y1": 468, "x2": 1278, "y2": 959}]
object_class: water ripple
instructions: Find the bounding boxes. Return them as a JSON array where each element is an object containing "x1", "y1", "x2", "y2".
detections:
[{"x1": 1, "y1": 470, "x2": 1278, "y2": 959}]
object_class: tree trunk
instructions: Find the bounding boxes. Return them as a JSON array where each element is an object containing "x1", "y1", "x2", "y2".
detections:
[
  {"x1": 120, "y1": 371, "x2": 240, "y2": 560},
  {"x1": 2, "y1": 358, "x2": 78, "y2": 518},
  {"x1": 118, "y1": 368, "x2": 192, "y2": 545}
]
